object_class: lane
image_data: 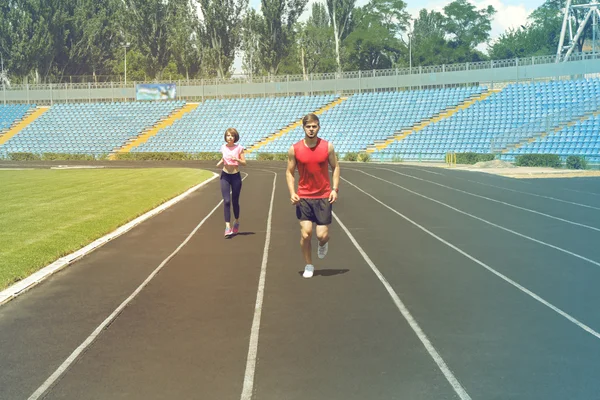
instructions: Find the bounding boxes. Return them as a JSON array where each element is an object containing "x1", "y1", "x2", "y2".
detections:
[
  {"x1": 253, "y1": 169, "x2": 462, "y2": 400},
  {"x1": 352, "y1": 167, "x2": 600, "y2": 263},
  {"x1": 40, "y1": 170, "x2": 274, "y2": 400},
  {"x1": 0, "y1": 172, "x2": 222, "y2": 400},
  {"x1": 338, "y1": 167, "x2": 600, "y2": 399},
  {"x1": 361, "y1": 164, "x2": 600, "y2": 221},
  {"x1": 344, "y1": 167, "x2": 600, "y2": 328}
]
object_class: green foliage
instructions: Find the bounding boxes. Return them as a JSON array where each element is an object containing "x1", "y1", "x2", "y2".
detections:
[
  {"x1": 443, "y1": 0, "x2": 496, "y2": 49},
  {"x1": 255, "y1": 152, "x2": 287, "y2": 161},
  {"x1": 566, "y1": 155, "x2": 588, "y2": 170},
  {"x1": 326, "y1": 0, "x2": 356, "y2": 72},
  {"x1": 112, "y1": 152, "x2": 221, "y2": 161},
  {"x1": 259, "y1": 0, "x2": 308, "y2": 75},
  {"x1": 515, "y1": 153, "x2": 562, "y2": 168},
  {"x1": 455, "y1": 152, "x2": 495, "y2": 164},
  {"x1": 358, "y1": 152, "x2": 371, "y2": 162},
  {"x1": 343, "y1": 152, "x2": 358, "y2": 161},
  {"x1": 295, "y1": 3, "x2": 337, "y2": 75},
  {"x1": 199, "y1": 0, "x2": 245, "y2": 78},
  {"x1": 8, "y1": 152, "x2": 41, "y2": 161},
  {"x1": 41, "y1": 153, "x2": 98, "y2": 161}
]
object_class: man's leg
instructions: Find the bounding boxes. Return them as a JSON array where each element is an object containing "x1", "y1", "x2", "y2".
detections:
[
  {"x1": 300, "y1": 220, "x2": 314, "y2": 265},
  {"x1": 316, "y1": 224, "x2": 329, "y2": 259},
  {"x1": 316, "y1": 224, "x2": 329, "y2": 246}
]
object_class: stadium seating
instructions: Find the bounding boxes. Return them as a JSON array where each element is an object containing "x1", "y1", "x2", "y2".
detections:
[
  {"x1": 131, "y1": 95, "x2": 338, "y2": 153},
  {"x1": 0, "y1": 104, "x2": 36, "y2": 132},
  {"x1": 256, "y1": 87, "x2": 485, "y2": 155},
  {"x1": 0, "y1": 78, "x2": 599, "y2": 164},
  {"x1": 0, "y1": 101, "x2": 183, "y2": 157},
  {"x1": 379, "y1": 78, "x2": 600, "y2": 161}
]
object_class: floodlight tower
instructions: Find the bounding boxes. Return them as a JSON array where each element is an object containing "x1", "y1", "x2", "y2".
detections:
[{"x1": 556, "y1": 0, "x2": 600, "y2": 62}]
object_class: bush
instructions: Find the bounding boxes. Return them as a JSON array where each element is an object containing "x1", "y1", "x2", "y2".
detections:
[
  {"x1": 566, "y1": 155, "x2": 588, "y2": 170},
  {"x1": 112, "y1": 152, "x2": 221, "y2": 161},
  {"x1": 343, "y1": 152, "x2": 358, "y2": 161},
  {"x1": 358, "y1": 152, "x2": 371, "y2": 162},
  {"x1": 515, "y1": 154, "x2": 562, "y2": 168},
  {"x1": 455, "y1": 152, "x2": 495, "y2": 165},
  {"x1": 256, "y1": 153, "x2": 275, "y2": 161},
  {"x1": 8, "y1": 152, "x2": 41, "y2": 161},
  {"x1": 41, "y1": 153, "x2": 97, "y2": 161}
]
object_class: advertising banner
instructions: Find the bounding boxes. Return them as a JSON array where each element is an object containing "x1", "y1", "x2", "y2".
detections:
[{"x1": 136, "y1": 83, "x2": 176, "y2": 100}]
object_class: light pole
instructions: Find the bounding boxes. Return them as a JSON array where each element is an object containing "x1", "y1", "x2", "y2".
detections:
[
  {"x1": 408, "y1": 33, "x2": 412, "y2": 74},
  {"x1": 122, "y1": 42, "x2": 130, "y2": 85}
]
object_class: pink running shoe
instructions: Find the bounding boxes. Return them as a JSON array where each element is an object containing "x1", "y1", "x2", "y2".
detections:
[
  {"x1": 233, "y1": 222, "x2": 240, "y2": 234},
  {"x1": 224, "y1": 227, "x2": 233, "y2": 237}
]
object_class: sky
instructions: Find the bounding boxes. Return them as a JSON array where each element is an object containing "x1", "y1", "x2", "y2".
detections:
[{"x1": 235, "y1": 0, "x2": 548, "y2": 72}]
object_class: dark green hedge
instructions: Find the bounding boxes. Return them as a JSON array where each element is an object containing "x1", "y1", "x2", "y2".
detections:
[
  {"x1": 455, "y1": 152, "x2": 495, "y2": 164},
  {"x1": 514, "y1": 154, "x2": 562, "y2": 168}
]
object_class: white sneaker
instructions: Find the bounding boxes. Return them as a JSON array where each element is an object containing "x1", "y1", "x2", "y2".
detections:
[
  {"x1": 303, "y1": 264, "x2": 315, "y2": 278},
  {"x1": 317, "y1": 242, "x2": 328, "y2": 259}
]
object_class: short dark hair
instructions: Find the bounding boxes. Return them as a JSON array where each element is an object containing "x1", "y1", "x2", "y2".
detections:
[
  {"x1": 224, "y1": 127, "x2": 240, "y2": 143},
  {"x1": 302, "y1": 113, "x2": 320, "y2": 126}
]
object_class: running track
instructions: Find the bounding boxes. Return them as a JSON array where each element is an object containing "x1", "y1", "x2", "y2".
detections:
[{"x1": 1, "y1": 161, "x2": 600, "y2": 400}]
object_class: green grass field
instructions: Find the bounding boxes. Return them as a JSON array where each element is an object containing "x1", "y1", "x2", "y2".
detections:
[{"x1": 0, "y1": 168, "x2": 214, "y2": 290}]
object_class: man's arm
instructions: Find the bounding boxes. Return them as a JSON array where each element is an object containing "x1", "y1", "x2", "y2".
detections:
[
  {"x1": 328, "y1": 142, "x2": 340, "y2": 203},
  {"x1": 286, "y1": 145, "x2": 300, "y2": 204}
]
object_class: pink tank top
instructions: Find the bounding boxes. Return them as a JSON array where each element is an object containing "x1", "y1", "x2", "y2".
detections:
[{"x1": 221, "y1": 144, "x2": 244, "y2": 166}]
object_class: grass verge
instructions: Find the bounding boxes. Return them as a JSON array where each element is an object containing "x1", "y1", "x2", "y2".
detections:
[{"x1": 0, "y1": 168, "x2": 213, "y2": 290}]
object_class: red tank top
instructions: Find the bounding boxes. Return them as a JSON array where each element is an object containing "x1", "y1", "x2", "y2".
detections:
[{"x1": 293, "y1": 138, "x2": 331, "y2": 198}]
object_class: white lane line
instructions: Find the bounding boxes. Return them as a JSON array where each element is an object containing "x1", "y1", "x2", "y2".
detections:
[
  {"x1": 333, "y1": 212, "x2": 472, "y2": 400},
  {"x1": 369, "y1": 167, "x2": 600, "y2": 233},
  {"x1": 0, "y1": 173, "x2": 220, "y2": 307},
  {"x1": 28, "y1": 174, "x2": 248, "y2": 400},
  {"x1": 349, "y1": 170, "x2": 600, "y2": 268},
  {"x1": 342, "y1": 177, "x2": 600, "y2": 340},
  {"x1": 240, "y1": 171, "x2": 276, "y2": 400},
  {"x1": 421, "y1": 172, "x2": 600, "y2": 211}
]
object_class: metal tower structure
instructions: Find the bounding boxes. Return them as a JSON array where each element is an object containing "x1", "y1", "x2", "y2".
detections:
[{"x1": 556, "y1": 0, "x2": 600, "y2": 62}]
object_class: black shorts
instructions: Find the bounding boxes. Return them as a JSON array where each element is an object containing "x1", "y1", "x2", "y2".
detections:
[{"x1": 296, "y1": 198, "x2": 332, "y2": 225}]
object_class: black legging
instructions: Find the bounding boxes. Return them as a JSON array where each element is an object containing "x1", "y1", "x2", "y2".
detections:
[{"x1": 220, "y1": 171, "x2": 242, "y2": 222}]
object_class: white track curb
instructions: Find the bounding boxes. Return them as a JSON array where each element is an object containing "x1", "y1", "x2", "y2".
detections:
[{"x1": 0, "y1": 172, "x2": 218, "y2": 307}]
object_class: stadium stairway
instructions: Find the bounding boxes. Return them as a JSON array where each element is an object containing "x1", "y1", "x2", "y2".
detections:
[
  {"x1": 366, "y1": 88, "x2": 500, "y2": 154},
  {"x1": 245, "y1": 96, "x2": 348, "y2": 154},
  {"x1": 500, "y1": 108, "x2": 600, "y2": 154},
  {"x1": 0, "y1": 107, "x2": 49, "y2": 146},
  {"x1": 109, "y1": 102, "x2": 199, "y2": 158}
]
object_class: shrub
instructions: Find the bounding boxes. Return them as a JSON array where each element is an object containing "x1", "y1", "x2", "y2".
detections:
[
  {"x1": 8, "y1": 152, "x2": 41, "y2": 161},
  {"x1": 455, "y1": 152, "x2": 495, "y2": 165},
  {"x1": 256, "y1": 153, "x2": 275, "y2": 161},
  {"x1": 358, "y1": 152, "x2": 371, "y2": 162},
  {"x1": 515, "y1": 154, "x2": 562, "y2": 168},
  {"x1": 343, "y1": 152, "x2": 358, "y2": 161},
  {"x1": 566, "y1": 155, "x2": 588, "y2": 170},
  {"x1": 41, "y1": 153, "x2": 96, "y2": 161}
]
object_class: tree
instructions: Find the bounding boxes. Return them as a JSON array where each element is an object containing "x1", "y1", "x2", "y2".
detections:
[
  {"x1": 410, "y1": 9, "x2": 453, "y2": 66},
  {"x1": 530, "y1": 0, "x2": 579, "y2": 54},
  {"x1": 443, "y1": 0, "x2": 496, "y2": 49},
  {"x1": 241, "y1": 8, "x2": 263, "y2": 79},
  {"x1": 122, "y1": 0, "x2": 174, "y2": 80},
  {"x1": 199, "y1": 0, "x2": 246, "y2": 78},
  {"x1": 259, "y1": 0, "x2": 308, "y2": 76},
  {"x1": 296, "y1": 3, "x2": 336, "y2": 76},
  {"x1": 169, "y1": 0, "x2": 202, "y2": 80},
  {"x1": 326, "y1": 0, "x2": 355, "y2": 73},
  {"x1": 343, "y1": 0, "x2": 409, "y2": 70}
]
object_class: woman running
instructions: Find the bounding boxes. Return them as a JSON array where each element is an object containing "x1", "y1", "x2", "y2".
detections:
[{"x1": 216, "y1": 128, "x2": 246, "y2": 237}]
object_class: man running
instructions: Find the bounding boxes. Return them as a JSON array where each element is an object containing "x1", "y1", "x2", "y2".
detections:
[{"x1": 286, "y1": 113, "x2": 340, "y2": 278}]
